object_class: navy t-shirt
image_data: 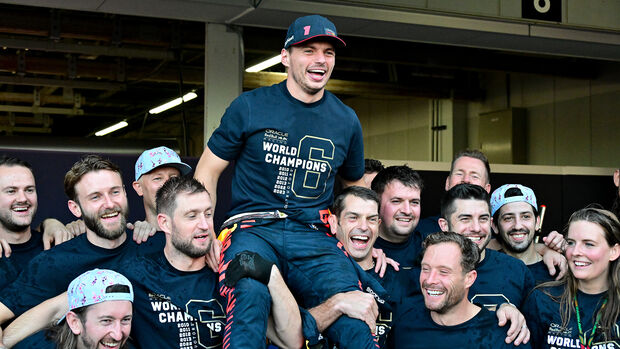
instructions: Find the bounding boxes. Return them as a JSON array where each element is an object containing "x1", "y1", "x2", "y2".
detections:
[
  {"x1": 373, "y1": 234, "x2": 423, "y2": 268},
  {"x1": 527, "y1": 260, "x2": 556, "y2": 285},
  {"x1": 523, "y1": 285, "x2": 620, "y2": 349},
  {"x1": 207, "y1": 81, "x2": 365, "y2": 225},
  {"x1": 119, "y1": 251, "x2": 225, "y2": 348},
  {"x1": 0, "y1": 230, "x2": 44, "y2": 289},
  {"x1": 0, "y1": 231, "x2": 165, "y2": 316},
  {"x1": 470, "y1": 249, "x2": 534, "y2": 310},
  {"x1": 389, "y1": 294, "x2": 529, "y2": 349},
  {"x1": 415, "y1": 215, "x2": 442, "y2": 237}
]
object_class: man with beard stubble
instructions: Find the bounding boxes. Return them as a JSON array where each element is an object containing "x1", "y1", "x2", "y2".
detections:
[
  {"x1": 0, "y1": 155, "x2": 164, "y2": 347},
  {"x1": 388, "y1": 232, "x2": 531, "y2": 349}
]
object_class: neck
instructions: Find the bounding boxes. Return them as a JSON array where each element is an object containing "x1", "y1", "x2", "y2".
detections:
[
  {"x1": 504, "y1": 244, "x2": 541, "y2": 265},
  {"x1": 379, "y1": 226, "x2": 409, "y2": 244},
  {"x1": 358, "y1": 256, "x2": 375, "y2": 271},
  {"x1": 430, "y1": 299, "x2": 481, "y2": 326},
  {"x1": 479, "y1": 248, "x2": 486, "y2": 262},
  {"x1": 578, "y1": 279, "x2": 609, "y2": 295},
  {"x1": 164, "y1": 244, "x2": 206, "y2": 272},
  {"x1": 286, "y1": 79, "x2": 324, "y2": 104},
  {"x1": 86, "y1": 230, "x2": 126, "y2": 249},
  {"x1": 0, "y1": 227, "x2": 31, "y2": 244},
  {"x1": 144, "y1": 207, "x2": 158, "y2": 228}
]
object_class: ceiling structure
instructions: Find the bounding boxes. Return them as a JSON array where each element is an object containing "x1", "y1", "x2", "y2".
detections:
[{"x1": 0, "y1": 2, "x2": 616, "y2": 151}]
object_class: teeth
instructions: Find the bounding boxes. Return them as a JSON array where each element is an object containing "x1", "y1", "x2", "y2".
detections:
[
  {"x1": 512, "y1": 233, "x2": 526, "y2": 238},
  {"x1": 426, "y1": 290, "x2": 444, "y2": 296},
  {"x1": 467, "y1": 236, "x2": 482, "y2": 242},
  {"x1": 574, "y1": 261, "x2": 589, "y2": 267},
  {"x1": 351, "y1": 236, "x2": 369, "y2": 241},
  {"x1": 308, "y1": 69, "x2": 325, "y2": 73},
  {"x1": 12, "y1": 207, "x2": 28, "y2": 212},
  {"x1": 101, "y1": 212, "x2": 119, "y2": 218}
]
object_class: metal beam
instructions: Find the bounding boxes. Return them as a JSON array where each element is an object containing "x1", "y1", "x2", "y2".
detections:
[
  {"x1": 0, "y1": 36, "x2": 175, "y2": 60},
  {"x1": 0, "y1": 104, "x2": 83, "y2": 115},
  {"x1": 0, "y1": 76, "x2": 125, "y2": 90},
  {"x1": 0, "y1": 91, "x2": 85, "y2": 105}
]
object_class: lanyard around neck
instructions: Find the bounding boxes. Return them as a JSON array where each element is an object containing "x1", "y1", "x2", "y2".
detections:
[{"x1": 574, "y1": 295, "x2": 608, "y2": 349}]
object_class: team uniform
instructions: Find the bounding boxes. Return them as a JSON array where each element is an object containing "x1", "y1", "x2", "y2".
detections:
[
  {"x1": 209, "y1": 80, "x2": 379, "y2": 348},
  {"x1": 469, "y1": 249, "x2": 534, "y2": 310},
  {"x1": 373, "y1": 234, "x2": 423, "y2": 268},
  {"x1": 415, "y1": 215, "x2": 441, "y2": 236},
  {"x1": 527, "y1": 260, "x2": 555, "y2": 285},
  {"x1": 524, "y1": 285, "x2": 620, "y2": 349},
  {"x1": 118, "y1": 250, "x2": 225, "y2": 348},
  {"x1": 0, "y1": 232, "x2": 164, "y2": 348},
  {"x1": 388, "y1": 294, "x2": 530, "y2": 349},
  {"x1": 0, "y1": 230, "x2": 43, "y2": 289}
]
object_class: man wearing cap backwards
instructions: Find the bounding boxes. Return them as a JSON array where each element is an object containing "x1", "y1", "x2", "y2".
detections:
[
  {"x1": 1, "y1": 176, "x2": 303, "y2": 349},
  {"x1": 195, "y1": 14, "x2": 380, "y2": 349},
  {"x1": 0, "y1": 268, "x2": 134, "y2": 349},
  {"x1": 0, "y1": 155, "x2": 164, "y2": 348},
  {"x1": 491, "y1": 184, "x2": 556, "y2": 284}
]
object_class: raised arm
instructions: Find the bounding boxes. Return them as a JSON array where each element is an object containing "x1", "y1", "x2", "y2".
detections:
[
  {"x1": 194, "y1": 145, "x2": 230, "y2": 211},
  {"x1": 2, "y1": 292, "x2": 67, "y2": 348}
]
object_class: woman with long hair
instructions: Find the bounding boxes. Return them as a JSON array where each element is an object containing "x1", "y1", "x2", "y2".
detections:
[{"x1": 524, "y1": 207, "x2": 620, "y2": 349}]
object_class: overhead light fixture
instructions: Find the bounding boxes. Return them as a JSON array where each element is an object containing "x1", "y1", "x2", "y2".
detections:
[
  {"x1": 245, "y1": 54, "x2": 281, "y2": 73},
  {"x1": 149, "y1": 91, "x2": 198, "y2": 115},
  {"x1": 95, "y1": 121, "x2": 128, "y2": 136}
]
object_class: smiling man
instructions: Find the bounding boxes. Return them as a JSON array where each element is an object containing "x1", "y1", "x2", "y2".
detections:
[
  {"x1": 194, "y1": 14, "x2": 376, "y2": 349},
  {"x1": 0, "y1": 155, "x2": 164, "y2": 348},
  {"x1": 389, "y1": 232, "x2": 530, "y2": 349},
  {"x1": 438, "y1": 184, "x2": 534, "y2": 311}
]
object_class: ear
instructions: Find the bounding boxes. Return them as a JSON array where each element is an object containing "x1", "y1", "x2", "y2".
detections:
[
  {"x1": 491, "y1": 219, "x2": 498, "y2": 235},
  {"x1": 68, "y1": 200, "x2": 82, "y2": 218},
  {"x1": 280, "y1": 48, "x2": 289, "y2": 68},
  {"x1": 157, "y1": 213, "x2": 171, "y2": 235},
  {"x1": 66, "y1": 311, "x2": 83, "y2": 335},
  {"x1": 132, "y1": 181, "x2": 143, "y2": 197},
  {"x1": 327, "y1": 214, "x2": 338, "y2": 235},
  {"x1": 464, "y1": 270, "x2": 477, "y2": 289},
  {"x1": 438, "y1": 218, "x2": 449, "y2": 232},
  {"x1": 609, "y1": 243, "x2": 620, "y2": 262},
  {"x1": 444, "y1": 176, "x2": 451, "y2": 191},
  {"x1": 614, "y1": 169, "x2": 619, "y2": 188},
  {"x1": 535, "y1": 215, "x2": 542, "y2": 231},
  {"x1": 484, "y1": 183, "x2": 491, "y2": 194}
]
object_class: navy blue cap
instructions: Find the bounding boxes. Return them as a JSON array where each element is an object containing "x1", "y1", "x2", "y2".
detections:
[{"x1": 284, "y1": 15, "x2": 346, "y2": 49}]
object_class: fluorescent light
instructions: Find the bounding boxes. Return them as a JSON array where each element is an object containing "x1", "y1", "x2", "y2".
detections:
[
  {"x1": 95, "y1": 121, "x2": 128, "y2": 136},
  {"x1": 149, "y1": 92, "x2": 198, "y2": 114},
  {"x1": 245, "y1": 55, "x2": 281, "y2": 73}
]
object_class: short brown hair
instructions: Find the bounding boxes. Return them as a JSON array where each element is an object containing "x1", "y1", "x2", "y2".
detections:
[{"x1": 64, "y1": 155, "x2": 121, "y2": 201}]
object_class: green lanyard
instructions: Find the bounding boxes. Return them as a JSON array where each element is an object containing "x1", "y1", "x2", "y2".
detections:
[{"x1": 574, "y1": 295, "x2": 608, "y2": 349}]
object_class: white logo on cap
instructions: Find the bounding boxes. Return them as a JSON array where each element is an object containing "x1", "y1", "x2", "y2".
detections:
[
  {"x1": 284, "y1": 35, "x2": 295, "y2": 46},
  {"x1": 325, "y1": 29, "x2": 335, "y2": 36}
]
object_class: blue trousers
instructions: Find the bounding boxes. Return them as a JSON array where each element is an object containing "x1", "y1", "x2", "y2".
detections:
[{"x1": 218, "y1": 218, "x2": 378, "y2": 349}]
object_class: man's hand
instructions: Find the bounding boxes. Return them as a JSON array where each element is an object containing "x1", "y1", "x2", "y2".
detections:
[
  {"x1": 0, "y1": 239, "x2": 10, "y2": 258},
  {"x1": 206, "y1": 236, "x2": 221, "y2": 273},
  {"x1": 41, "y1": 219, "x2": 74, "y2": 250},
  {"x1": 497, "y1": 303, "x2": 530, "y2": 345},
  {"x1": 127, "y1": 221, "x2": 156, "y2": 244},
  {"x1": 224, "y1": 251, "x2": 275, "y2": 287},
  {"x1": 332, "y1": 291, "x2": 378, "y2": 333},
  {"x1": 64, "y1": 220, "x2": 86, "y2": 237},
  {"x1": 542, "y1": 248, "x2": 567, "y2": 280},
  {"x1": 371, "y1": 248, "x2": 399, "y2": 277},
  {"x1": 543, "y1": 231, "x2": 566, "y2": 253}
]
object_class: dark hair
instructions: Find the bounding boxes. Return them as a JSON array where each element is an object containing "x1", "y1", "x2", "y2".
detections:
[
  {"x1": 450, "y1": 149, "x2": 491, "y2": 184},
  {"x1": 371, "y1": 165, "x2": 424, "y2": 197},
  {"x1": 492, "y1": 187, "x2": 539, "y2": 224},
  {"x1": 441, "y1": 183, "x2": 490, "y2": 221},
  {"x1": 64, "y1": 155, "x2": 121, "y2": 202},
  {"x1": 0, "y1": 155, "x2": 34, "y2": 171},
  {"x1": 156, "y1": 176, "x2": 208, "y2": 216},
  {"x1": 332, "y1": 186, "x2": 380, "y2": 218},
  {"x1": 536, "y1": 207, "x2": 620, "y2": 340},
  {"x1": 420, "y1": 231, "x2": 479, "y2": 273},
  {"x1": 364, "y1": 158, "x2": 384, "y2": 174}
]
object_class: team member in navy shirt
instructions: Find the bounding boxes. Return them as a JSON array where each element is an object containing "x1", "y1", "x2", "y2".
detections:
[
  {"x1": 390, "y1": 232, "x2": 531, "y2": 349},
  {"x1": 2, "y1": 176, "x2": 303, "y2": 348},
  {"x1": 371, "y1": 165, "x2": 425, "y2": 268},
  {"x1": 524, "y1": 207, "x2": 620, "y2": 349},
  {"x1": 0, "y1": 155, "x2": 164, "y2": 345},
  {"x1": 491, "y1": 184, "x2": 558, "y2": 284},
  {"x1": 195, "y1": 15, "x2": 376, "y2": 349}
]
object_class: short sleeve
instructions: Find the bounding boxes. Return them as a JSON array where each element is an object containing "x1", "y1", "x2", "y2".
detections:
[
  {"x1": 338, "y1": 115, "x2": 364, "y2": 181},
  {"x1": 207, "y1": 95, "x2": 250, "y2": 161}
]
